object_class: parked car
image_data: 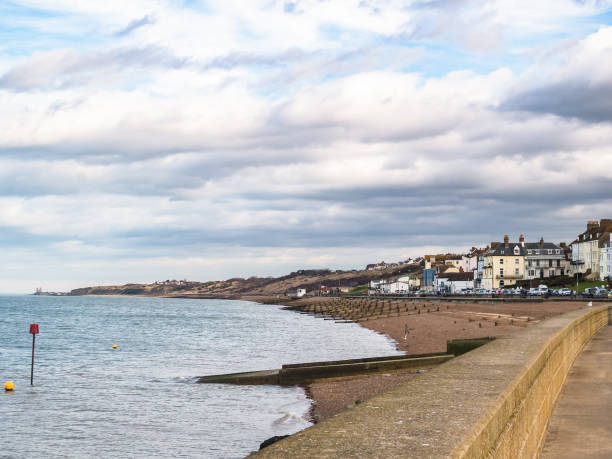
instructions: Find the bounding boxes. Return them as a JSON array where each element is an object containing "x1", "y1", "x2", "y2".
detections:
[
  {"x1": 528, "y1": 287, "x2": 540, "y2": 296},
  {"x1": 594, "y1": 288, "x2": 609, "y2": 297},
  {"x1": 558, "y1": 288, "x2": 572, "y2": 296},
  {"x1": 583, "y1": 288, "x2": 597, "y2": 297}
]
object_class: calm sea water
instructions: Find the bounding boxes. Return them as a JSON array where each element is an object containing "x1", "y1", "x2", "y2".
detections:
[{"x1": 0, "y1": 295, "x2": 401, "y2": 458}]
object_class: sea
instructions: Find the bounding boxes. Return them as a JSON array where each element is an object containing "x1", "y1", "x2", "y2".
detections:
[{"x1": 0, "y1": 295, "x2": 402, "y2": 458}]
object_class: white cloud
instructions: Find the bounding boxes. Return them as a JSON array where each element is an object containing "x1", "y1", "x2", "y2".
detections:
[{"x1": 0, "y1": 1, "x2": 611, "y2": 291}]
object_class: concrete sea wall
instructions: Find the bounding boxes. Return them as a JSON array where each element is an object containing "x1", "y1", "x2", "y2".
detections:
[{"x1": 254, "y1": 305, "x2": 610, "y2": 458}]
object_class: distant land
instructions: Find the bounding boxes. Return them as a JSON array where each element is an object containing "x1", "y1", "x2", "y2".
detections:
[{"x1": 68, "y1": 263, "x2": 423, "y2": 298}]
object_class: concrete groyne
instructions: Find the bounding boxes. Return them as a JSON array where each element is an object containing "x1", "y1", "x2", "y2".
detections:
[
  {"x1": 197, "y1": 353, "x2": 454, "y2": 386},
  {"x1": 254, "y1": 304, "x2": 611, "y2": 458},
  {"x1": 198, "y1": 339, "x2": 493, "y2": 386}
]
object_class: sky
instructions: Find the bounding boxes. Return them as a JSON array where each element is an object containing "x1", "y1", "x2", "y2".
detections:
[{"x1": 1, "y1": 0, "x2": 612, "y2": 293}]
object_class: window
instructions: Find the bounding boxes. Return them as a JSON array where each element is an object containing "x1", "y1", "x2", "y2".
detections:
[
  {"x1": 515, "y1": 268, "x2": 519, "y2": 275},
  {"x1": 515, "y1": 258, "x2": 519, "y2": 264},
  {"x1": 527, "y1": 250, "x2": 532, "y2": 254},
  {"x1": 548, "y1": 249, "x2": 552, "y2": 254},
  {"x1": 500, "y1": 258, "x2": 504, "y2": 264},
  {"x1": 499, "y1": 280, "x2": 505, "y2": 287},
  {"x1": 549, "y1": 260, "x2": 553, "y2": 267},
  {"x1": 549, "y1": 269, "x2": 555, "y2": 277},
  {"x1": 529, "y1": 270, "x2": 535, "y2": 276},
  {"x1": 556, "y1": 249, "x2": 560, "y2": 254},
  {"x1": 528, "y1": 261, "x2": 532, "y2": 267},
  {"x1": 500, "y1": 268, "x2": 504, "y2": 277},
  {"x1": 556, "y1": 260, "x2": 560, "y2": 267}
]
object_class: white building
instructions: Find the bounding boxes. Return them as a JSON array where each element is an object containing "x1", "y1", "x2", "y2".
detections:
[
  {"x1": 435, "y1": 272, "x2": 474, "y2": 294},
  {"x1": 571, "y1": 219, "x2": 612, "y2": 279},
  {"x1": 296, "y1": 288, "x2": 306, "y2": 298},
  {"x1": 397, "y1": 275, "x2": 421, "y2": 289},
  {"x1": 379, "y1": 281, "x2": 410, "y2": 295},
  {"x1": 600, "y1": 240, "x2": 612, "y2": 280},
  {"x1": 461, "y1": 255, "x2": 478, "y2": 273},
  {"x1": 524, "y1": 237, "x2": 569, "y2": 280}
]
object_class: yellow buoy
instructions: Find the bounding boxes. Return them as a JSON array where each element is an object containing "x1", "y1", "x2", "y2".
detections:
[
  {"x1": 112, "y1": 344, "x2": 118, "y2": 349},
  {"x1": 4, "y1": 381, "x2": 14, "y2": 391}
]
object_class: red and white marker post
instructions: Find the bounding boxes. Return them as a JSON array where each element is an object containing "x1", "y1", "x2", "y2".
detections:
[{"x1": 29, "y1": 324, "x2": 39, "y2": 385}]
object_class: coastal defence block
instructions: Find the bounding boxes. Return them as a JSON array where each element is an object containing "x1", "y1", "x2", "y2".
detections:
[{"x1": 254, "y1": 305, "x2": 611, "y2": 458}]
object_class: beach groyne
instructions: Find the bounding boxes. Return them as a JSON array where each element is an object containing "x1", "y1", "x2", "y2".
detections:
[
  {"x1": 254, "y1": 304, "x2": 611, "y2": 458},
  {"x1": 283, "y1": 297, "x2": 540, "y2": 324},
  {"x1": 197, "y1": 353, "x2": 454, "y2": 386}
]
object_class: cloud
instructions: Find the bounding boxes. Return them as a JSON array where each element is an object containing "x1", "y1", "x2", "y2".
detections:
[
  {"x1": 501, "y1": 27, "x2": 612, "y2": 121},
  {"x1": 115, "y1": 14, "x2": 155, "y2": 36},
  {"x1": 1, "y1": 1, "x2": 612, "y2": 292},
  {"x1": 0, "y1": 46, "x2": 187, "y2": 91}
]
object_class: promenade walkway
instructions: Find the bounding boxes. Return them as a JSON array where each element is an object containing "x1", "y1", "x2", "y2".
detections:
[{"x1": 541, "y1": 325, "x2": 612, "y2": 458}]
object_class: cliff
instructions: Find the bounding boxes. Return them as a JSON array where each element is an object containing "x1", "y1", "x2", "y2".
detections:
[{"x1": 69, "y1": 264, "x2": 423, "y2": 297}]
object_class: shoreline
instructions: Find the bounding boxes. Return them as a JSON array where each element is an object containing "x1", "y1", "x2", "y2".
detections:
[
  {"x1": 262, "y1": 297, "x2": 589, "y2": 423},
  {"x1": 69, "y1": 293, "x2": 592, "y2": 426}
]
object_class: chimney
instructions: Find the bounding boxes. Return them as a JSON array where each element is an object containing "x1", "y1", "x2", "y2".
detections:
[
  {"x1": 519, "y1": 234, "x2": 525, "y2": 246},
  {"x1": 587, "y1": 220, "x2": 599, "y2": 232},
  {"x1": 539, "y1": 237, "x2": 544, "y2": 245},
  {"x1": 504, "y1": 235, "x2": 509, "y2": 248}
]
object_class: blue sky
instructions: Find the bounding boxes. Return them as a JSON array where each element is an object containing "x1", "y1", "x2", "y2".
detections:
[{"x1": 1, "y1": 0, "x2": 612, "y2": 292}]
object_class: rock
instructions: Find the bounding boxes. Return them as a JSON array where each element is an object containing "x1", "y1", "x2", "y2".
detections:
[{"x1": 259, "y1": 435, "x2": 290, "y2": 450}]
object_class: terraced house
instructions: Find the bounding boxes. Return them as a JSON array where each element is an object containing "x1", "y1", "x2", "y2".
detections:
[
  {"x1": 481, "y1": 235, "x2": 526, "y2": 290},
  {"x1": 570, "y1": 219, "x2": 612, "y2": 279},
  {"x1": 524, "y1": 236, "x2": 570, "y2": 280}
]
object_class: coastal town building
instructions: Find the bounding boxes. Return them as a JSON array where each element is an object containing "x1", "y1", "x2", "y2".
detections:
[
  {"x1": 435, "y1": 272, "x2": 474, "y2": 294},
  {"x1": 524, "y1": 236, "x2": 570, "y2": 280},
  {"x1": 422, "y1": 269, "x2": 435, "y2": 290},
  {"x1": 481, "y1": 235, "x2": 526, "y2": 289},
  {"x1": 397, "y1": 275, "x2": 420, "y2": 289},
  {"x1": 366, "y1": 261, "x2": 388, "y2": 270},
  {"x1": 570, "y1": 219, "x2": 612, "y2": 279},
  {"x1": 425, "y1": 254, "x2": 461, "y2": 270},
  {"x1": 461, "y1": 255, "x2": 477, "y2": 273},
  {"x1": 425, "y1": 250, "x2": 484, "y2": 273},
  {"x1": 379, "y1": 281, "x2": 410, "y2": 295},
  {"x1": 474, "y1": 254, "x2": 485, "y2": 289},
  {"x1": 600, "y1": 240, "x2": 612, "y2": 280}
]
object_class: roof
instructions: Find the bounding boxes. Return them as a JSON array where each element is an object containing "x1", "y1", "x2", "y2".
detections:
[
  {"x1": 571, "y1": 219, "x2": 612, "y2": 248},
  {"x1": 524, "y1": 242, "x2": 562, "y2": 250},
  {"x1": 438, "y1": 265, "x2": 460, "y2": 274},
  {"x1": 486, "y1": 243, "x2": 526, "y2": 257},
  {"x1": 437, "y1": 272, "x2": 474, "y2": 282}
]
